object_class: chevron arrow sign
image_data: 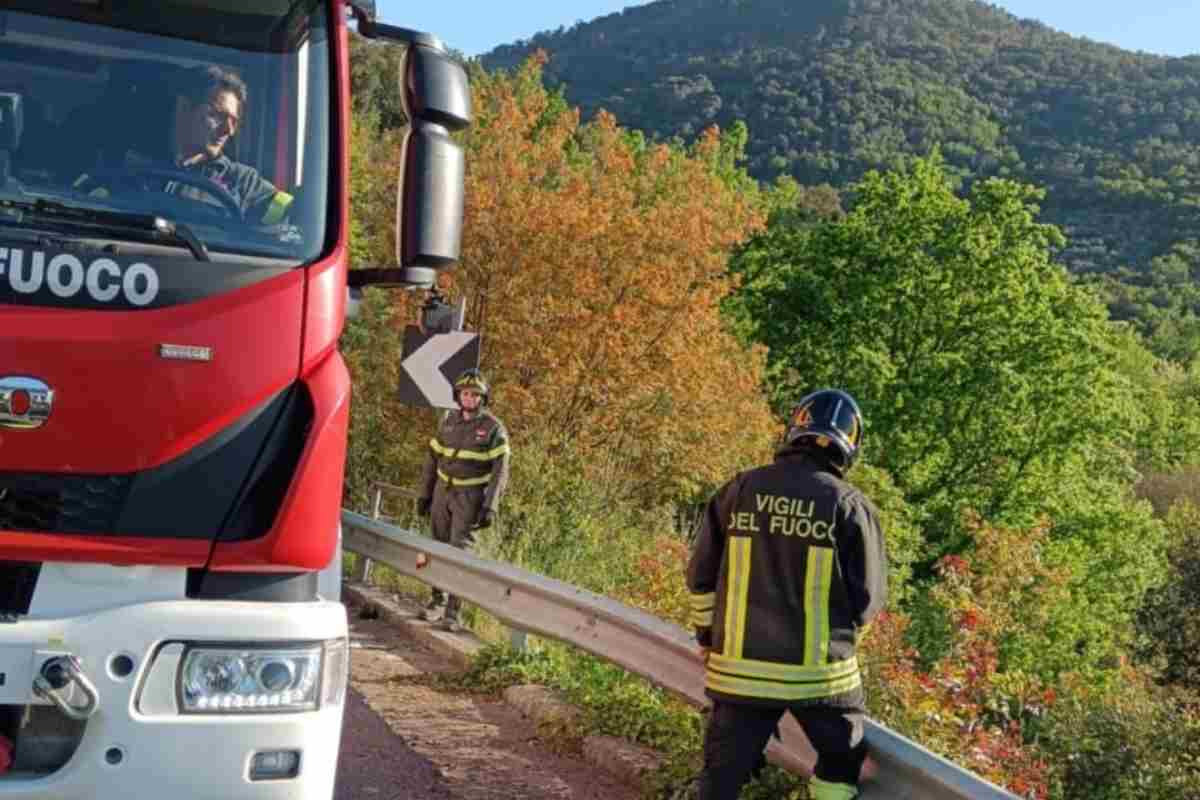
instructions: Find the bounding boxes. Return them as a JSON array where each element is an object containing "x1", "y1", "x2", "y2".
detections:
[{"x1": 397, "y1": 326, "x2": 481, "y2": 409}]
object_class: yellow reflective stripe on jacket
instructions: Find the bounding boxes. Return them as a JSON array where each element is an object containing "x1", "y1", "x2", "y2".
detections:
[
  {"x1": 430, "y1": 439, "x2": 509, "y2": 462},
  {"x1": 809, "y1": 777, "x2": 860, "y2": 800},
  {"x1": 429, "y1": 439, "x2": 457, "y2": 458},
  {"x1": 705, "y1": 669, "x2": 862, "y2": 702},
  {"x1": 436, "y1": 469, "x2": 491, "y2": 487},
  {"x1": 804, "y1": 547, "x2": 835, "y2": 666},
  {"x1": 723, "y1": 537, "x2": 753, "y2": 658},
  {"x1": 707, "y1": 652, "x2": 859, "y2": 683},
  {"x1": 261, "y1": 190, "x2": 294, "y2": 224},
  {"x1": 690, "y1": 592, "x2": 715, "y2": 628},
  {"x1": 452, "y1": 443, "x2": 510, "y2": 461}
]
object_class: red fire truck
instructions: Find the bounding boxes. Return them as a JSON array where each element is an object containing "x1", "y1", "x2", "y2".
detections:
[{"x1": 0, "y1": 1, "x2": 468, "y2": 796}]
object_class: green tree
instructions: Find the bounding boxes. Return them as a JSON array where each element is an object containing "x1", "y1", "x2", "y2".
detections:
[
  {"x1": 1107, "y1": 325, "x2": 1200, "y2": 473},
  {"x1": 1135, "y1": 501, "x2": 1200, "y2": 693},
  {"x1": 349, "y1": 34, "x2": 407, "y2": 131},
  {"x1": 728, "y1": 154, "x2": 1122, "y2": 538},
  {"x1": 727, "y1": 155, "x2": 1168, "y2": 675}
]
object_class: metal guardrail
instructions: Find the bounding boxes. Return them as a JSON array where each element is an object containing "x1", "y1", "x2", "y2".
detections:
[
  {"x1": 341, "y1": 510, "x2": 1019, "y2": 800},
  {"x1": 351, "y1": 483, "x2": 421, "y2": 583}
]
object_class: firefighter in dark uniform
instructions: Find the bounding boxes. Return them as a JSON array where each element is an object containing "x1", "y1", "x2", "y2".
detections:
[
  {"x1": 73, "y1": 65, "x2": 294, "y2": 225},
  {"x1": 687, "y1": 389, "x2": 888, "y2": 800},
  {"x1": 417, "y1": 369, "x2": 511, "y2": 631}
]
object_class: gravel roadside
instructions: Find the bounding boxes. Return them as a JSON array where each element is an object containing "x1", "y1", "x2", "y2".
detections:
[{"x1": 338, "y1": 601, "x2": 643, "y2": 800}]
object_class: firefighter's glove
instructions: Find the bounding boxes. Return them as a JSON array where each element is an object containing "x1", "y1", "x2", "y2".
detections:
[
  {"x1": 474, "y1": 508, "x2": 494, "y2": 529},
  {"x1": 417, "y1": 497, "x2": 432, "y2": 517}
]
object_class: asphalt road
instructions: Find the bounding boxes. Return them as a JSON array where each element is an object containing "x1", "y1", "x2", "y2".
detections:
[{"x1": 335, "y1": 688, "x2": 449, "y2": 800}]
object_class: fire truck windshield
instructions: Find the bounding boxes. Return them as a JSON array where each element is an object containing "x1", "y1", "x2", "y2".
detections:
[{"x1": 0, "y1": 2, "x2": 332, "y2": 276}]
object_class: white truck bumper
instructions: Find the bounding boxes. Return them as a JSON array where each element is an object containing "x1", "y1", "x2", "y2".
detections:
[{"x1": 0, "y1": 599, "x2": 348, "y2": 800}]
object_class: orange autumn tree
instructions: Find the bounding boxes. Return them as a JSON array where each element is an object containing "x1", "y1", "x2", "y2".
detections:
[{"x1": 423, "y1": 55, "x2": 777, "y2": 501}]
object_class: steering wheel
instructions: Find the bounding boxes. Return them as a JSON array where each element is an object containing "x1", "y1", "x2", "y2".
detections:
[{"x1": 74, "y1": 166, "x2": 244, "y2": 220}]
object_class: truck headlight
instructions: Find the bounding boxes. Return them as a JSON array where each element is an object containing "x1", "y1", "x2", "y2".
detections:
[{"x1": 180, "y1": 645, "x2": 322, "y2": 713}]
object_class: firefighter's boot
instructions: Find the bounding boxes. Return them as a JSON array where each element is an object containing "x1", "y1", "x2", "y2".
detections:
[
  {"x1": 809, "y1": 777, "x2": 858, "y2": 800},
  {"x1": 419, "y1": 591, "x2": 446, "y2": 621},
  {"x1": 439, "y1": 596, "x2": 462, "y2": 632}
]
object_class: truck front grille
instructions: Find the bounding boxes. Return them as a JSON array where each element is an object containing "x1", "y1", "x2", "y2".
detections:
[{"x1": 0, "y1": 473, "x2": 132, "y2": 535}]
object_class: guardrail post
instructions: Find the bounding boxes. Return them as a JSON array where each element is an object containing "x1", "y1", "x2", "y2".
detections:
[{"x1": 351, "y1": 488, "x2": 384, "y2": 583}]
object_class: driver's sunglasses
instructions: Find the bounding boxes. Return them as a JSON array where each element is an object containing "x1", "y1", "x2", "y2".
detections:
[{"x1": 205, "y1": 104, "x2": 239, "y2": 133}]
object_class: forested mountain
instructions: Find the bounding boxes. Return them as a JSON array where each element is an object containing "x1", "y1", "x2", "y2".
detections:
[{"x1": 483, "y1": 0, "x2": 1200, "y2": 284}]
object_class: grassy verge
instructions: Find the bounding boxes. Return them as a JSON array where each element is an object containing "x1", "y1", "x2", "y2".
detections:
[{"x1": 441, "y1": 638, "x2": 813, "y2": 799}]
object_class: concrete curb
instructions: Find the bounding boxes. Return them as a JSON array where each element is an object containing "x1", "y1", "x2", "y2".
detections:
[
  {"x1": 502, "y1": 684, "x2": 581, "y2": 731},
  {"x1": 344, "y1": 581, "x2": 483, "y2": 669},
  {"x1": 343, "y1": 581, "x2": 665, "y2": 786},
  {"x1": 583, "y1": 735, "x2": 667, "y2": 785}
]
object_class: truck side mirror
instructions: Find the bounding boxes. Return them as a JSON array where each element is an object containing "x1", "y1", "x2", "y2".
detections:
[
  {"x1": 395, "y1": 45, "x2": 471, "y2": 288},
  {"x1": 347, "y1": 12, "x2": 472, "y2": 290}
]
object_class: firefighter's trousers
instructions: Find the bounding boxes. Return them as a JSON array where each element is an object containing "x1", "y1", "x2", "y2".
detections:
[
  {"x1": 429, "y1": 481, "x2": 485, "y2": 621},
  {"x1": 699, "y1": 701, "x2": 867, "y2": 800}
]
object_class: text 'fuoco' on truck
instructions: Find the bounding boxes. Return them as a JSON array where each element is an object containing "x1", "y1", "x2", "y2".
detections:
[{"x1": 0, "y1": 1, "x2": 470, "y2": 796}]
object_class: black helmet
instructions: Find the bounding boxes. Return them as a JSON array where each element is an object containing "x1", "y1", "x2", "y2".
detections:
[
  {"x1": 452, "y1": 368, "x2": 489, "y2": 406},
  {"x1": 781, "y1": 389, "x2": 863, "y2": 470}
]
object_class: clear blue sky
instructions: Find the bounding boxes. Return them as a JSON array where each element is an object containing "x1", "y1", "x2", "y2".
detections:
[{"x1": 375, "y1": 0, "x2": 1198, "y2": 59}]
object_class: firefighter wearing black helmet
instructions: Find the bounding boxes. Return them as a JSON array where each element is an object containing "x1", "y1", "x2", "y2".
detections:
[
  {"x1": 417, "y1": 368, "x2": 512, "y2": 631},
  {"x1": 686, "y1": 389, "x2": 888, "y2": 800}
]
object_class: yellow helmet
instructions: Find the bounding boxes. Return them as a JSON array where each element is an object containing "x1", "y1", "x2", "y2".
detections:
[{"x1": 452, "y1": 368, "x2": 489, "y2": 406}]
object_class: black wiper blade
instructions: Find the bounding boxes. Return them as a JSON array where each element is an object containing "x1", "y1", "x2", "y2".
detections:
[
  {"x1": 151, "y1": 217, "x2": 211, "y2": 263},
  {"x1": 0, "y1": 198, "x2": 210, "y2": 262}
]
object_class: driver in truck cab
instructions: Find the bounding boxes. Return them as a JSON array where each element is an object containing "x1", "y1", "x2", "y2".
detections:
[{"x1": 74, "y1": 65, "x2": 294, "y2": 225}]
